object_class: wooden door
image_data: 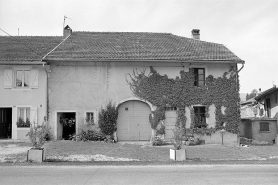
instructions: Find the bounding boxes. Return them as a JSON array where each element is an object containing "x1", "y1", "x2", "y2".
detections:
[
  {"x1": 0, "y1": 108, "x2": 12, "y2": 139},
  {"x1": 117, "y1": 101, "x2": 151, "y2": 141}
]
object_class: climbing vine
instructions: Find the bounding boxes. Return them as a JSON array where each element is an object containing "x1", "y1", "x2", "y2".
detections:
[{"x1": 127, "y1": 66, "x2": 240, "y2": 135}]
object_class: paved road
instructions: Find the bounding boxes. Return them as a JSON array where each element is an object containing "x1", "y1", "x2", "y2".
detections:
[{"x1": 0, "y1": 165, "x2": 278, "y2": 185}]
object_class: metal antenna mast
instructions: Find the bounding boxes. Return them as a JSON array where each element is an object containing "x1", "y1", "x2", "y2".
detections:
[{"x1": 63, "y1": 15, "x2": 72, "y2": 29}]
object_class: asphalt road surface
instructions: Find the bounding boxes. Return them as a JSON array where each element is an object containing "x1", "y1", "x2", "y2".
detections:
[{"x1": 0, "y1": 165, "x2": 278, "y2": 185}]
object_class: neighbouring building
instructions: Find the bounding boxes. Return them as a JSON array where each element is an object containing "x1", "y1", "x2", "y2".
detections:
[
  {"x1": 0, "y1": 36, "x2": 62, "y2": 139},
  {"x1": 240, "y1": 86, "x2": 278, "y2": 144},
  {"x1": 42, "y1": 26, "x2": 244, "y2": 145}
]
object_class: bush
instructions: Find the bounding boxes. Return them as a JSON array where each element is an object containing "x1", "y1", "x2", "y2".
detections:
[
  {"x1": 70, "y1": 130, "x2": 111, "y2": 142},
  {"x1": 171, "y1": 128, "x2": 184, "y2": 150},
  {"x1": 98, "y1": 101, "x2": 118, "y2": 136},
  {"x1": 151, "y1": 135, "x2": 167, "y2": 146},
  {"x1": 26, "y1": 122, "x2": 53, "y2": 149}
]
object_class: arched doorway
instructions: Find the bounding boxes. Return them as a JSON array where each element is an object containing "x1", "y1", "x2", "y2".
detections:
[{"x1": 117, "y1": 100, "x2": 151, "y2": 141}]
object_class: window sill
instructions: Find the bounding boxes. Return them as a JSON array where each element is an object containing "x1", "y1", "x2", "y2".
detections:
[
  {"x1": 11, "y1": 88, "x2": 31, "y2": 91},
  {"x1": 17, "y1": 127, "x2": 30, "y2": 129},
  {"x1": 259, "y1": 131, "x2": 271, "y2": 133}
]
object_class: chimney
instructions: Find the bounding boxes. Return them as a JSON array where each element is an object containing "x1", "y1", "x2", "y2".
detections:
[
  {"x1": 63, "y1": 25, "x2": 72, "y2": 38},
  {"x1": 191, "y1": 29, "x2": 200, "y2": 40}
]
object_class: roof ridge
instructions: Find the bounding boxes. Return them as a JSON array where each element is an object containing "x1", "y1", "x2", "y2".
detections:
[{"x1": 73, "y1": 31, "x2": 173, "y2": 35}]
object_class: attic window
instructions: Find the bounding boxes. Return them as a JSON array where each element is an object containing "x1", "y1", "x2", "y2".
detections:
[{"x1": 125, "y1": 107, "x2": 128, "y2": 111}]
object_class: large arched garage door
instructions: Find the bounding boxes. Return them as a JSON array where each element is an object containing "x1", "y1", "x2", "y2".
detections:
[{"x1": 117, "y1": 100, "x2": 151, "y2": 141}]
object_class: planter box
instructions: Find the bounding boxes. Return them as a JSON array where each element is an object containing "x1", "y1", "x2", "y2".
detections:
[
  {"x1": 170, "y1": 149, "x2": 186, "y2": 161},
  {"x1": 27, "y1": 148, "x2": 46, "y2": 163}
]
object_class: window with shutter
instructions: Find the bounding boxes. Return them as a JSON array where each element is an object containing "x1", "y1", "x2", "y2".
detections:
[{"x1": 15, "y1": 70, "x2": 30, "y2": 88}]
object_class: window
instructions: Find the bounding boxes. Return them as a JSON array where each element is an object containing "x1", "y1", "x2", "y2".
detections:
[
  {"x1": 16, "y1": 70, "x2": 30, "y2": 88},
  {"x1": 260, "y1": 122, "x2": 270, "y2": 131},
  {"x1": 17, "y1": 107, "x2": 31, "y2": 127},
  {"x1": 193, "y1": 106, "x2": 206, "y2": 128},
  {"x1": 193, "y1": 68, "x2": 205, "y2": 87},
  {"x1": 86, "y1": 112, "x2": 94, "y2": 122}
]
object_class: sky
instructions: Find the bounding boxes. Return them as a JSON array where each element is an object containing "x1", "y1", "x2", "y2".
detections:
[{"x1": 0, "y1": 0, "x2": 277, "y2": 94}]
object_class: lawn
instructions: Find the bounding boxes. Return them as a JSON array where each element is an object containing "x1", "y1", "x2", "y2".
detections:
[{"x1": 1, "y1": 140, "x2": 278, "y2": 163}]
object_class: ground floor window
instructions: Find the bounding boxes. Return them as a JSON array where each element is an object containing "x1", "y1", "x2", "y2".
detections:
[
  {"x1": 17, "y1": 107, "x2": 30, "y2": 127},
  {"x1": 85, "y1": 112, "x2": 94, "y2": 125},
  {"x1": 193, "y1": 106, "x2": 206, "y2": 128},
  {"x1": 259, "y1": 122, "x2": 270, "y2": 131}
]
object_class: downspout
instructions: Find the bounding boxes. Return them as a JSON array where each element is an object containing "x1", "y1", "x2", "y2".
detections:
[
  {"x1": 236, "y1": 62, "x2": 245, "y2": 92},
  {"x1": 236, "y1": 62, "x2": 244, "y2": 142},
  {"x1": 41, "y1": 33, "x2": 72, "y2": 121},
  {"x1": 42, "y1": 63, "x2": 49, "y2": 121}
]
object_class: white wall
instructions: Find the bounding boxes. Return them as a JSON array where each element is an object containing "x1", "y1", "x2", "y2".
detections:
[
  {"x1": 0, "y1": 65, "x2": 47, "y2": 139},
  {"x1": 48, "y1": 61, "x2": 234, "y2": 139}
]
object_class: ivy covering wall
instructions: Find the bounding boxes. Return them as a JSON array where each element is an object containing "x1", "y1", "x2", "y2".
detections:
[{"x1": 127, "y1": 66, "x2": 240, "y2": 135}]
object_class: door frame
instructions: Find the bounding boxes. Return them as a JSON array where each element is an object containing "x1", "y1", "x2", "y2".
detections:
[
  {"x1": 55, "y1": 110, "x2": 77, "y2": 140},
  {"x1": 0, "y1": 106, "x2": 13, "y2": 139}
]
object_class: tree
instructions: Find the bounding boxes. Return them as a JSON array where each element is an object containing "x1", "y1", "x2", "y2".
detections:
[{"x1": 246, "y1": 89, "x2": 258, "y2": 100}]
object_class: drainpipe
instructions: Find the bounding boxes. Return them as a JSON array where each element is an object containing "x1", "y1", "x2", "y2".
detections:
[
  {"x1": 42, "y1": 63, "x2": 49, "y2": 121},
  {"x1": 236, "y1": 62, "x2": 245, "y2": 92}
]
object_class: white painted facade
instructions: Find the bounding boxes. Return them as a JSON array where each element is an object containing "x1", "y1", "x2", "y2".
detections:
[
  {"x1": 0, "y1": 65, "x2": 47, "y2": 139},
  {"x1": 48, "y1": 60, "x2": 235, "y2": 140}
]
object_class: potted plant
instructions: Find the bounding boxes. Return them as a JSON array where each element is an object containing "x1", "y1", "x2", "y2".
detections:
[
  {"x1": 170, "y1": 128, "x2": 186, "y2": 161},
  {"x1": 26, "y1": 121, "x2": 52, "y2": 162}
]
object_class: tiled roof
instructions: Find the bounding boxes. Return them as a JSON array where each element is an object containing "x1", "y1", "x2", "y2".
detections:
[
  {"x1": 44, "y1": 32, "x2": 244, "y2": 63},
  {"x1": 255, "y1": 86, "x2": 278, "y2": 102},
  {"x1": 0, "y1": 36, "x2": 63, "y2": 62}
]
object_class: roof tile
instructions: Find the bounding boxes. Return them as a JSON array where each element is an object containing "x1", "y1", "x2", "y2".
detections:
[{"x1": 45, "y1": 32, "x2": 243, "y2": 62}]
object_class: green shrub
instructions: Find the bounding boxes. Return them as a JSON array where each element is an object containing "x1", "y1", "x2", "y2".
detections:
[
  {"x1": 171, "y1": 128, "x2": 184, "y2": 150},
  {"x1": 70, "y1": 130, "x2": 108, "y2": 142},
  {"x1": 26, "y1": 122, "x2": 53, "y2": 149},
  {"x1": 98, "y1": 101, "x2": 118, "y2": 136}
]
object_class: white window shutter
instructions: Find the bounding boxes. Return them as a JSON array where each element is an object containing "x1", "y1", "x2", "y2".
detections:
[
  {"x1": 4, "y1": 69, "x2": 13, "y2": 88},
  {"x1": 30, "y1": 69, "x2": 39, "y2": 88},
  {"x1": 30, "y1": 107, "x2": 38, "y2": 124}
]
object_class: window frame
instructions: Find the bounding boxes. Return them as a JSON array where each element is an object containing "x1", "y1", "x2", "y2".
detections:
[
  {"x1": 193, "y1": 68, "x2": 205, "y2": 87},
  {"x1": 259, "y1": 122, "x2": 270, "y2": 132},
  {"x1": 15, "y1": 69, "x2": 30, "y2": 88},
  {"x1": 193, "y1": 106, "x2": 207, "y2": 128},
  {"x1": 84, "y1": 110, "x2": 98, "y2": 125},
  {"x1": 18, "y1": 107, "x2": 30, "y2": 122}
]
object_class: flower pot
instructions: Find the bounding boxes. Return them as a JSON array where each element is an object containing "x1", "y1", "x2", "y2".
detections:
[
  {"x1": 27, "y1": 148, "x2": 46, "y2": 163},
  {"x1": 170, "y1": 148, "x2": 186, "y2": 161}
]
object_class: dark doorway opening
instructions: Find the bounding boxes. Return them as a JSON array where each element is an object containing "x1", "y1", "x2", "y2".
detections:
[
  {"x1": 58, "y1": 112, "x2": 76, "y2": 140},
  {"x1": 0, "y1": 108, "x2": 12, "y2": 139}
]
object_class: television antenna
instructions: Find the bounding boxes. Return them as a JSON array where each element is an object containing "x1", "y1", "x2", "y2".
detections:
[{"x1": 63, "y1": 16, "x2": 72, "y2": 29}]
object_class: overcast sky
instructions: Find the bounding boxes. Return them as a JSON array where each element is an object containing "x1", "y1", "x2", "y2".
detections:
[{"x1": 0, "y1": 0, "x2": 277, "y2": 94}]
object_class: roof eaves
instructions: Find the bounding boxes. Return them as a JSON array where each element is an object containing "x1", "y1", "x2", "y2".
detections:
[
  {"x1": 42, "y1": 58, "x2": 244, "y2": 63},
  {"x1": 255, "y1": 86, "x2": 278, "y2": 101}
]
